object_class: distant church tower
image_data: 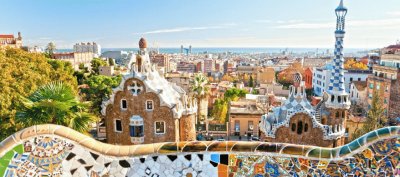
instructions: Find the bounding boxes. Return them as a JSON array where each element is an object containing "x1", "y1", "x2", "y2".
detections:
[{"x1": 324, "y1": 0, "x2": 350, "y2": 146}]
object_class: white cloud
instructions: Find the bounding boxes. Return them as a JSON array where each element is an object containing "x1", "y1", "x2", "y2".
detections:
[
  {"x1": 135, "y1": 23, "x2": 237, "y2": 35},
  {"x1": 387, "y1": 11, "x2": 400, "y2": 16},
  {"x1": 254, "y1": 19, "x2": 272, "y2": 23},
  {"x1": 276, "y1": 22, "x2": 333, "y2": 29},
  {"x1": 275, "y1": 18, "x2": 400, "y2": 29}
]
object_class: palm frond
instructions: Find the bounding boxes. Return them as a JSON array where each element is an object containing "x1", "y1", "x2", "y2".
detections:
[{"x1": 69, "y1": 112, "x2": 99, "y2": 133}]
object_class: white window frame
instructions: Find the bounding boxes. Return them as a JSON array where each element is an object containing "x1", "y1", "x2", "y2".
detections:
[
  {"x1": 146, "y1": 100, "x2": 154, "y2": 111},
  {"x1": 114, "y1": 119, "x2": 123, "y2": 133},
  {"x1": 154, "y1": 121, "x2": 165, "y2": 134},
  {"x1": 121, "y1": 99, "x2": 127, "y2": 110}
]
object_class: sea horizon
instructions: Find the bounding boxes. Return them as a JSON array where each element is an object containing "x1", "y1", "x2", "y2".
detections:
[{"x1": 57, "y1": 47, "x2": 375, "y2": 55}]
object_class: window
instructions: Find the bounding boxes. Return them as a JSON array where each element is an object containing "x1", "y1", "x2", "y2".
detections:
[
  {"x1": 350, "y1": 77, "x2": 353, "y2": 82},
  {"x1": 248, "y1": 121, "x2": 254, "y2": 131},
  {"x1": 146, "y1": 100, "x2": 154, "y2": 111},
  {"x1": 386, "y1": 86, "x2": 389, "y2": 92},
  {"x1": 376, "y1": 84, "x2": 380, "y2": 90},
  {"x1": 291, "y1": 123, "x2": 296, "y2": 132},
  {"x1": 155, "y1": 121, "x2": 165, "y2": 134},
  {"x1": 115, "y1": 119, "x2": 122, "y2": 132},
  {"x1": 358, "y1": 78, "x2": 361, "y2": 81},
  {"x1": 304, "y1": 123, "x2": 308, "y2": 132},
  {"x1": 342, "y1": 111, "x2": 346, "y2": 118},
  {"x1": 368, "y1": 93, "x2": 372, "y2": 99},
  {"x1": 335, "y1": 112, "x2": 339, "y2": 118},
  {"x1": 129, "y1": 81, "x2": 143, "y2": 96},
  {"x1": 369, "y1": 83, "x2": 374, "y2": 89},
  {"x1": 384, "y1": 99, "x2": 388, "y2": 104},
  {"x1": 130, "y1": 126, "x2": 144, "y2": 137},
  {"x1": 235, "y1": 120, "x2": 240, "y2": 132},
  {"x1": 129, "y1": 115, "x2": 144, "y2": 137},
  {"x1": 297, "y1": 121, "x2": 303, "y2": 135},
  {"x1": 121, "y1": 99, "x2": 127, "y2": 110}
]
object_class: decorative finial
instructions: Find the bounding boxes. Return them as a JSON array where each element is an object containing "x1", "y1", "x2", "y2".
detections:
[
  {"x1": 139, "y1": 38, "x2": 147, "y2": 49},
  {"x1": 293, "y1": 72, "x2": 302, "y2": 87}
]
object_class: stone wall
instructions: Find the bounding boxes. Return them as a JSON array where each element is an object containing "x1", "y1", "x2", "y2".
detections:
[
  {"x1": 179, "y1": 114, "x2": 196, "y2": 141},
  {"x1": 389, "y1": 75, "x2": 400, "y2": 120}
]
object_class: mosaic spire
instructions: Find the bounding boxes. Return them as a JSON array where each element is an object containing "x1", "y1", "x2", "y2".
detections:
[{"x1": 326, "y1": 0, "x2": 350, "y2": 109}]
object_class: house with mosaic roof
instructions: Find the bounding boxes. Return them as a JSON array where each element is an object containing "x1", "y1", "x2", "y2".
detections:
[
  {"x1": 259, "y1": 0, "x2": 350, "y2": 147},
  {"x1": 100, "y1": 38, "x2": 198, "y2": 145}
]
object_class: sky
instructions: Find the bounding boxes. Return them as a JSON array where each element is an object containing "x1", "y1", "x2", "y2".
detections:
[{"x1": 1, "y1": 0, "x2": 400, "y2": 49}]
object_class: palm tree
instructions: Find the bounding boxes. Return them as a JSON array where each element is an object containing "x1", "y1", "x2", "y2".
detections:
[
  {"x1": 16, "y1": 82, "x2": 98, "y2": 133},
  {"x1": 191, "y1": 73, "x2": 209, "y2": 125}
]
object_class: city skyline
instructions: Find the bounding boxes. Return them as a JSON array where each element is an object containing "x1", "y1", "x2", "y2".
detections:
[{"x1": 1, "y1": 0, "x2": 400, "y2": 49}]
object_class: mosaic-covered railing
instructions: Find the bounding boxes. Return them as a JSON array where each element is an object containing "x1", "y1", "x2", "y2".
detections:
[{"x1": 0, "y1": 124, "x2": 399, "y2": 176}]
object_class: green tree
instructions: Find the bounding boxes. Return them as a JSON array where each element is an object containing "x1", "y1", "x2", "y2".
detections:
[
  {"x1": 249, "y1": 75, "x2": 254, "y2": 87},
  {"x1": 47, "y1": 59, "x2": 77, "y2": 91},
  {"x1": 91, "y1": 58, "x2": 108, "y2": 75},
  {"x1": 81, "y1": 75, "x2": 122, "y2": 115},
  {"x1": 352, "y1": 90, "x2": 385, "y2": 140},
  {"x1": 108, "y1": 58, "x2": 115, "y2": 66},
  {"x1": 211, "y1": 99, "x2": 229, "y2": 123},
  {"x1": 251, "y1": 88, "x2": 259, "y2": 94},
  {"x1": 15, "y1": 82, "x2": 97, "y2": 133},
  {"x1": 191, "y1": 73, "x2": 209, "y2": 124},
  {"x1": 211, "y1": 88, "x2": 248, "y2": 123},
  {"x1": 0, "y1": 48, "x2": 77, "y2": 140},
  {"x1": 45, "y1": 42, "x2": 56, "y2": 56},
  {"x1": 224, "y1": 88, "x2": 248, "y2": 101}
]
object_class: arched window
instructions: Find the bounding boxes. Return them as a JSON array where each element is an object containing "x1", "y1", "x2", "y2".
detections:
[
  {"x1": 338, "y1": 96, "x2": 341, "y2": 103},
  {"x1": 342, "y1": 111, "x2": 346, "y2": 118},
  {"x1": 291, "y1": 123, "x2": 296, "y2": 132},
  {"x1": 335, "y1": 112, "x2": 339, "y2": 118},
  {"x1": 304, "y1": 123, "x2": 308, "y2": 132},
  {"x1": 297, "y1": 121, "x2": 303, "y2": 135},
  {"x1": 331, "y1": 95, "x2": 334, "y2": 102}
]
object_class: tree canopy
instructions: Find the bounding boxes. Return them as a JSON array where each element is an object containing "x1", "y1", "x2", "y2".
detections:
[
  {"x1": 80, "y1": 75, "x2": 122, "y2": 115},
  {"x1": 0, "y1": 48, "x2": 77, "y2": 139},
  {"x1": 351, "y1": 89, "x2": 385, "y2": 140},
  {"x1": 16, "y1": 82, "x2": 97, "y2": 133},
  {"x1": 212, "y1": 88, "x2": 248, "y2": 123},
  {"x1": 344, "y1": 59, "x2": 368, "y2": 70},
  {"x1": 91, "y1": 58, "x2": 108, "y2": 75}
]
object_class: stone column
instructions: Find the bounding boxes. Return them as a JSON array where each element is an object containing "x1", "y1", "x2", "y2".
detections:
[{"x1": 179, "y1": 114, "x2": 196, "y2": 141}]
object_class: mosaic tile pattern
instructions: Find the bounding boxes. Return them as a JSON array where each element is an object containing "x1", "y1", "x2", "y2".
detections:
[{"x1": 0, "y1": 125, "x2": 400, "y2": 176}]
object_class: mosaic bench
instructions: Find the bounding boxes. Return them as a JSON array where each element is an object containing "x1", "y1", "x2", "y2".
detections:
[{"x1": 0, "y1": 124, "x2": 399, "y2": 176}]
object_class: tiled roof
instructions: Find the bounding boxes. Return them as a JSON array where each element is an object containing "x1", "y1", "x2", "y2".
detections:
[
  {"x1": 0, "y1": 34, "x2": 14, "y2": 38},
  {"x1": 387, "y1": 44, "x2": 400, "y2": 49}
]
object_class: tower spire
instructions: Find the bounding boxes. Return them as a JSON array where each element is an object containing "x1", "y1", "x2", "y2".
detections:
[
  {"x1": 339, "y1": 0, "x2": 344, "y2": 9},
  {"x1": 325, "y1": 0, "x2": 350, "y2": 110}
]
